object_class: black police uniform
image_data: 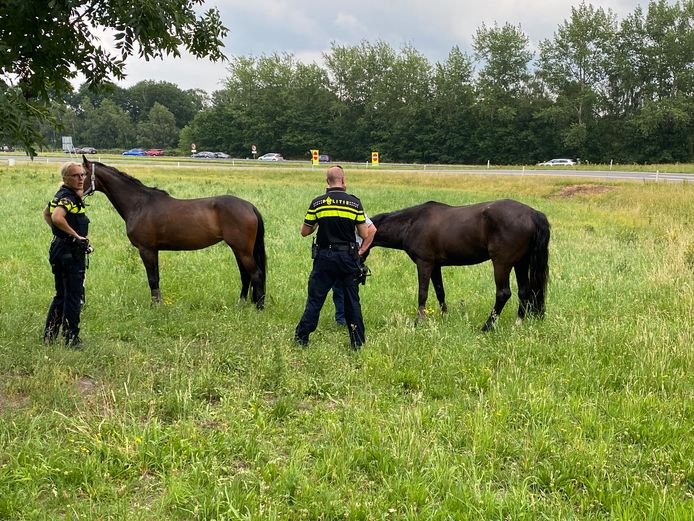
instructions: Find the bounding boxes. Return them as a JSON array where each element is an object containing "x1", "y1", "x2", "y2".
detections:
[
  {"x1": 44, "y1": 185, "x2": 90, "y2": 345},
  {"x1": 295, "y1": 188, "x2": 367, "y2": 349}
]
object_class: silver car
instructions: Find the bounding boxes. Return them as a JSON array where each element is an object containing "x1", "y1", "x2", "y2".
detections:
[
  {"x1": 537, "y1": 158, "x2": 576, "y2": 166},
  {"x1": 258, "y1": 153, "x2": 283, "y2": 161}
]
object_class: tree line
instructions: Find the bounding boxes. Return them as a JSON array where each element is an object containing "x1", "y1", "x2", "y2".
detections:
[{"x1": 40, "y1": 1, "x2": 694, "y2": 164}]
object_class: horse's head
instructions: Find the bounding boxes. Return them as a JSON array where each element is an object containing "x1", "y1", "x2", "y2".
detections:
[{"x1": 81, "y1": 155, "x2": 102, "y2": 197}]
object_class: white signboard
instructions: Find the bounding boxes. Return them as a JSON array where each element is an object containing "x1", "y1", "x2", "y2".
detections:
[{"x1": 62, "y1": 136, "x2": 74, "y2": 153}]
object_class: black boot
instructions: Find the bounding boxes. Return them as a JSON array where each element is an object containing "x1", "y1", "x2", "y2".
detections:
[{"x1": 64, "y1": 330, "x2": 83, "y2": 349}]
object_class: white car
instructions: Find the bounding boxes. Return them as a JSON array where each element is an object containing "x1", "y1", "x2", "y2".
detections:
[
  {"x1": 258, "y1": 153, "x2": 283, "y2": 161},
  {"x1": 537, "y1": 158, "x2": 576, "y2": 167}
]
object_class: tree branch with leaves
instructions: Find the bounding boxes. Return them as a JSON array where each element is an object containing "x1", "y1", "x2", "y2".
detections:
[{"x1": 0, "y1": 0, "x2": 227, "y2": 155}]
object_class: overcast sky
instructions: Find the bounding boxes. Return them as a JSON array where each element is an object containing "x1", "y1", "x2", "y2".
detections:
[{"x1": 118, "y1": 0, "x2": 648, "y2": 93}]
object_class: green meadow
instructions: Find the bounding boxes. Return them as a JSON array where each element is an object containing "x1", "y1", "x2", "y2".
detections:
[{"x1": 0, "y1": 163, "x2": 692, "y2": 519}]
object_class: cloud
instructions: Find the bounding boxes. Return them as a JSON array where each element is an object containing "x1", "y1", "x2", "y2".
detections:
[
  {"x1": 334, "y1": 12, "x2": 365, "y2": 34},
  {"x1": 71, "y1": 0, "x2": 647, "y2": 93}
]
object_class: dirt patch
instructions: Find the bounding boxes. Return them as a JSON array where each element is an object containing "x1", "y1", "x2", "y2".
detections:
[
  {"x1": 75, "y1": 376, "x2": 98, "y2": 395},
  {"x1": 555, "y1": 184, "x2": 614, "y2": 198},
  {"x1": 0, "y1": 390, "x2": 29, "y2": 412}
]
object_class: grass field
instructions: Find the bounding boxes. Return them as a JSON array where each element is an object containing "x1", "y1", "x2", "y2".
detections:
[{"x1": 0, "y1": 163, "x2": 692, "y2": 519}]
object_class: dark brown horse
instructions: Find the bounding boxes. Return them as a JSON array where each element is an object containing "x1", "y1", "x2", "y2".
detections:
[
  {"x1": 82, "y1": 157, "x2": 266, "y2": 308},
  {"x1": 366, "y1": 199, "x2": 550, "y2": 331}
]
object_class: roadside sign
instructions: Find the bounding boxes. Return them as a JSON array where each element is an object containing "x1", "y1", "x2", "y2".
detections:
[
  {"x1": 191, "y1": 143, "x2": 197, "y2": 151},
  {"x1": 371, "y1": 151, "x2": 379, "y2": 165},
  {"x1": 311, "y1": 149, "x2": 319, "y2": 165},
  {"x1": 251, "y1": 144, "x2": 257, "y2": 153},
  {"x1": 62, "y1": 136, "x2": 74, "y2": 153}
]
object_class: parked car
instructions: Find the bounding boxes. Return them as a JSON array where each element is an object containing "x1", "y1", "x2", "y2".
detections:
[
  {"x1": 318, "y1": 154, "x2": 331, "y2": 163},
  {"x1": 75, "y1": 146, "x2": 97, "y2": 154},
  {"x1": 122, "y1": 148, "x2": 146, "y2": 156},
  {"x1": 145, "y1": 149, "x2": 164, "y2": 156},
  {"x1": 191, "y1": 151, "x2": 216, "y2": 158},
  {"x1": 214, "y1": 152, "x2": 230, "y2": 159},
  {"x1": 258, "y1": 153, "x2": 283, "y2": 161},
  {"x1": 537, "y1": 158, "x2": 576, "y2": 167}
]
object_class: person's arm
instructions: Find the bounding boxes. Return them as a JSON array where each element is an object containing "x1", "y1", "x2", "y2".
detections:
[
  {"x1": 51, "y1": 207, "x2": 86, "y2": 241},
  {"x1": 358, "y1": 223, "x2": 376, "y2": 257},
  {"x1": 301, "y1": 223, "x2": 316, "y2": 237},
  {"x1": 42, "y1": 206, "x2": 52, "y2": 227},
  {"x1": 355, "y1": 221, "x2": 369, "y2": 244}
]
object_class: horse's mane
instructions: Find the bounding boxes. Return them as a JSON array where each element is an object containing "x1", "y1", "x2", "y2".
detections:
[{"x1": 95, "y1": 161, "x2": 169, "y2": 195}]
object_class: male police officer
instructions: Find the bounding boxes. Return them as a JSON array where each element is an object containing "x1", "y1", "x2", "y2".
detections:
[
  {"x1": 295, "y1": 166, "x2": 372, "y2": 349},
  {"x1": 42, "y1": 162, "x2": 91, "y2": 347}
]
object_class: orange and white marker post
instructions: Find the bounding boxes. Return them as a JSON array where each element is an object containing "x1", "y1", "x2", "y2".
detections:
[{"x1": 371, "y1": 151, "x2": 379, "y2": 166}]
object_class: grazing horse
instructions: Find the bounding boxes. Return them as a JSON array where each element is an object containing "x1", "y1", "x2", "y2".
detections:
[
  {"x1": 82, "y1": 157, "x2": 266, "y2": 308},
  {"x1": 367, "y1": 199, "x2": 550, "y2": 331}
]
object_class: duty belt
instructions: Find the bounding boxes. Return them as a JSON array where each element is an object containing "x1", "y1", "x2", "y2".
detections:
[{"x1": 319, "y1": 243, "x2": 355, "y2": 252}]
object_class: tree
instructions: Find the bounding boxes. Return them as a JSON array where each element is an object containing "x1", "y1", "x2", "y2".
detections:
[
  {"x1": 0, "y1": 0, "x2": 227, "y2": 155},
  {"x1": 472, "y1": 22, "x2": 534, "y2": 163},
  {"x1": 81, "y1": 98, "x2": 134, "y2": 149},
  {"x1": 431, "y1": 47, "x2": 476, "y2": 163},
  {"x1": 537, "y1": 2, "x2": 617, "y2": 158},
  {"x1": 324, "y1": 41, "x2": 398, "y2": 160},
  {"x1": 136, "y1": 102, "x2": 180, "y2": 148},
  {"x1": 127, "y1": 81, "x2": 207, "y2": 128}
]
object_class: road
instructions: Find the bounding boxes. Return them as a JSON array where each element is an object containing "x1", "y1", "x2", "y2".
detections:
[{"x1": 2, "y1": 154, "x2": 692, "y2": 183}]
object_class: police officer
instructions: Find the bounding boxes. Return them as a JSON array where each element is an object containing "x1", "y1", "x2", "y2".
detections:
[
  {"x1": 295, "y1": 166, "x2": 371, "y2": 349},
  {"x1": 42, "y1": 162, "x2": 91, "y2": 347}
]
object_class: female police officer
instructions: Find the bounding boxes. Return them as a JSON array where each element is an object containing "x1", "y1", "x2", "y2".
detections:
[
  {"x1": 295, "y1": 166, "x2": 371, "y2": 350},
  {"x1": 42, "y1": 162, "x2": 91, "y2": 347}
]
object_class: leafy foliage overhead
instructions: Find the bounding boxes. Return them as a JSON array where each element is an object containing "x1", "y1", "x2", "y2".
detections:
[{"x1": 0, "y1": 0, "x2": 227, "y2": 155}]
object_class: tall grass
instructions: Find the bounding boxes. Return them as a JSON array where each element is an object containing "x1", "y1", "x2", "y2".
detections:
[{"x1": 0, "y1": 163, "x2": 692, "y2": 519}]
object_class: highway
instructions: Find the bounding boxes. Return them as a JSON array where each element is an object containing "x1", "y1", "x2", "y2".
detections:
[{"x1": 2, "y1": 154, "x2": 692, "y2": 183}]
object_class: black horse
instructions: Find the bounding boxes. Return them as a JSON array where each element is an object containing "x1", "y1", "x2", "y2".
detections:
[
  {"x1": 82, "y1": 157, "x2": 266, "y2": 308},
  {"x1": 367, "y1": 199, "x2": 550, "y2": 331}
]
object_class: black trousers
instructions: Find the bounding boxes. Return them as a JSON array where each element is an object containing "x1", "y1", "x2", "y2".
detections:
[
  {"x1": 44, "y1": 242, "x2": 85, "y2": 343},
  {"x1": 295, "y1": 249, "x2": 365, "y2": 348}
]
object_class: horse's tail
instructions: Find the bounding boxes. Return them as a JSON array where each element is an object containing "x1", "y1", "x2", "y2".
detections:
[
  {"x1": 528, "y1": 210, "x2": 550, "y2": 317},
  {"x1": 252, "y1": 206, "x2": 267, "y2": 307}
]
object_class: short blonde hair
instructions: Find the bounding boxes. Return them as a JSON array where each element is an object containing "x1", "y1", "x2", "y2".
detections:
[{"x1": 60, "y1": 162, "x2": 83, "y2": 179}]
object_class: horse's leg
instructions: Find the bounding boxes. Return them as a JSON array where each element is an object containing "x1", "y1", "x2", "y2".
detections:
[
  {"x1": 431, "y1": 264, "x2": 447, "y2": 315},
  {"x1": 232, "y1": 251, "x2": 251, "y2": 303},
  {"x1": 233, "y1": 250, "x2": 264, "y2": 310},
  {"x1": 514, "y1": 258, "x2": 531, "y2": 325},
  {"x1": 138, "y1": 247, "x2": 161, "y2": 303},
  {"x1": 482, "y1": 261, "x2": 512, "y2": 332},
  {"x1": 415, "y1": 260, "x2": 434, "y2": 325}
]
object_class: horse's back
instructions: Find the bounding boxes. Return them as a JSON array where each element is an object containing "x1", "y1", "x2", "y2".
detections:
[{"x1": 419, "y1": 199, "x2": 542, "y2": 264}]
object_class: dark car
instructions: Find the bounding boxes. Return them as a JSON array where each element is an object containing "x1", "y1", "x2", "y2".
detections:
[
  {"x1": 75, "y1": 146, "x2": 97, "y2": 154},
  {"x1": 191, "y1": 151, "x2": 216, "y2": 158},
  {"x1": 145, "y1": 149, "x2": 165, "y2": 156},
  {"x1": 122, "y1": 148, "x2": 146, "y2": 156},
  {"x1": 319, "y1": 154, "x2": 331, "y2": 163}
]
